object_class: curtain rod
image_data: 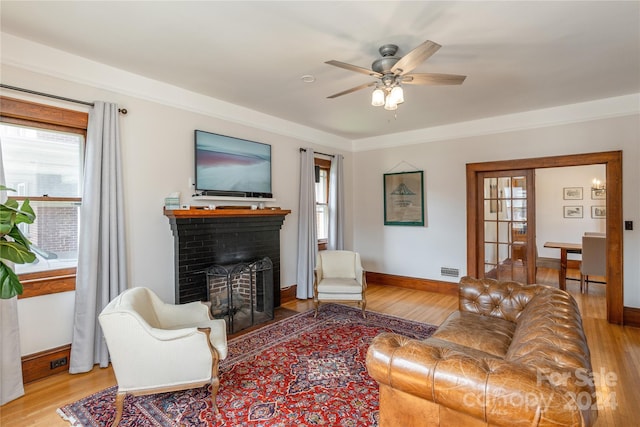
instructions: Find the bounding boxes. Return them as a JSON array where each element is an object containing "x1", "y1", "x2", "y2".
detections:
[
  {"x1": 0, "y1": 84, "x2": 128, "y2": 115},
  {"x1": 299, "y1": 148, "x2": 334, "y2": 158}
]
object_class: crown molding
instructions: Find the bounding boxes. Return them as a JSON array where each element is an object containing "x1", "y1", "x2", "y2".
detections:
[
  {"x1": 0, "y1": 33, "x2": 351, "y2": 150},
  {"x1": 2, "y1": 33, "x2": 637, "y2": 154},
  {"x1": 352, "y1": 93, "x2": 640, "y2": 152}
]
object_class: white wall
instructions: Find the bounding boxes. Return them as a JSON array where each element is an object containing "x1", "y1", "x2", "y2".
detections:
[
  {"x1": 536, "y1": 165, "x2": 607, "y2": 260},
  {"x1": 353, "y1": 115, "x2": 640, "y2": 307},
  {"x1": 2, "y1": 34, "x2": 638, "y2": 356},
  {"x1": 1, "y1": 64, "x2": 353, "y2": 355}
]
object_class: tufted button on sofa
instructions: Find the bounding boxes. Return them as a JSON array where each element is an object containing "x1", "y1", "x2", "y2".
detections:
[{"x1": 366, "y1": 276, "x2": 597, "y2": 427}]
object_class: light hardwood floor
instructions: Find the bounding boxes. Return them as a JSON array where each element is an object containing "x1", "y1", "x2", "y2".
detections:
[{"x1": 2, "y1": 272, "x2": 638, "y2": 426}]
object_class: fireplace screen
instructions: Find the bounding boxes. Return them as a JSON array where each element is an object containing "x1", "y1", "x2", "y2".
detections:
[{"x1": 205, "y1": 257, "x2": 274, "y2": 334}]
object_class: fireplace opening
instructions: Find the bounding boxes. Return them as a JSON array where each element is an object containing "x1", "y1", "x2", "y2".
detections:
[{"x1": 205, "y1": 257, "x2": 274, "y2": 334}]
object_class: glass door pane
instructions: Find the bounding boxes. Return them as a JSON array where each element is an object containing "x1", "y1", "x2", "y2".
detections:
[{"x1": 481, "y1": 173, "x2": 532, "y2": 283}]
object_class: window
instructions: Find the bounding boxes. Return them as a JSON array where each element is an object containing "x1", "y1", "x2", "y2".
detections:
[
  {"x1": 0, "y1": 96, "x2": 88, "y2": 298},
  {"x1": 315, "y1": 158, "x2": 331, "y2": 250}
]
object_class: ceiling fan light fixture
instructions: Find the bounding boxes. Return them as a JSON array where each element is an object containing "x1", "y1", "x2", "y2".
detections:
[
  {"x1": 384, "y1": 96, "x2": 398, "y2": 111},
  {"x1": 371, "y1": 88, "x2": 385, "y2": 106},
  {"x1": 389, "y1": 85, "x2": 404, "y2": 105}
]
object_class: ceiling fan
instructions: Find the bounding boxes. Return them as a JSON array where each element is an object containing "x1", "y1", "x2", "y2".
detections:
[{"x1": 325, "y1": 40, "x2": 466, "y2": 110}]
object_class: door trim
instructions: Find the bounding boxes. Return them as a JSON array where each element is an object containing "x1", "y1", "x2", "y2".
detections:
[{"x1": 466, "y1": 151, "x2": 623, "y2": 324}]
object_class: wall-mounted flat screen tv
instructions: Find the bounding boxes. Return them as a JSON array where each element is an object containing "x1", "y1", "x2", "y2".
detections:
[{"x1": 194, "y1": 130, "x2": 272, "y2": 198}]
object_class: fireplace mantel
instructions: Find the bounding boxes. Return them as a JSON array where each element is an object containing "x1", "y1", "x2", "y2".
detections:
[
  {"x1": 165, "y1": 207, "x2": 290, "y2": 306},
  {"x1": 164, "y1": 207, "x2": 291, "y2": 219}
]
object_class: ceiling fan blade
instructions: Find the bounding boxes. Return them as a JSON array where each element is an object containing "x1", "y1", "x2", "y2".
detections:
[
  {"x1": 391, "y1": 40, "x2": 441, "y2": 75},
  {"x1": 327, "y1": 81, "x2": 376, "y2": 99},
  {"x1": 402, "y1": 73, "x2": 466, "y2": 85},
  {"x1": 325, "y1": 60, "x2": 383, "y2": 78}
]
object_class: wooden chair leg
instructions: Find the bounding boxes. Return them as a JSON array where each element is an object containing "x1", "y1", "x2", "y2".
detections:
[
  {"x1": 361, "y1": 300, "x2": 367, "y2": 319},
  {"x1": 210, "y1": 376, "x2": 220, "y2": 413},
  {"x1": 585, "y1": 275, "x2": 589, "y2": 294},
  {"x1": 112, "y1": 391, "x2": 126, "y2": 427},
  {"x1": 313, "y1": 299, "x2": 319, "y2": 318}
]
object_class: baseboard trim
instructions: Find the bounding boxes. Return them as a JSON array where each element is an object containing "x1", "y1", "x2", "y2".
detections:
[
  {"x1": 366, "y1": 272, "x2": 459, "y2": 296},
  {"x1": 22, "y1": 344, "x2": 71, "y2": 384},
  {"x1": 623, "y1": 306, "x2": 640, "y2": 328},
  {"x1": 280, "y1": 285, "x2": 297, "y2": 304}
]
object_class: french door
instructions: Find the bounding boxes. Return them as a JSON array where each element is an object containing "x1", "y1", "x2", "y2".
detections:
[{"x1": 478, "y1": 169, "x2": 535, "y2": 284}]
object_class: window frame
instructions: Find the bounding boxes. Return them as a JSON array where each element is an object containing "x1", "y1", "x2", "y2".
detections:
[
  {"x1": 1, "y1": 96, "x2": 88, "y2": 298},
  {"x1": 315, "y1": 157, "x2": 331, "y2": 251}
]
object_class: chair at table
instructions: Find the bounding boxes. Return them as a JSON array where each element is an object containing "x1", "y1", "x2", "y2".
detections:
[
  {"x1": 98, "y1": 287, "x2": 227, "y2": 427},
  {"x1": 581, "y1": 235, "x2": 606, "y2": 293},
  {"x1": 313, "y1": 250, "x2": 367, "y2": 318}
]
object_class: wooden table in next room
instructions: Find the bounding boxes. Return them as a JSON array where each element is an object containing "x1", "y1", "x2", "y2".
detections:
[{"x1": 543, "y1": 241, "x2": 582, "y2": 291}]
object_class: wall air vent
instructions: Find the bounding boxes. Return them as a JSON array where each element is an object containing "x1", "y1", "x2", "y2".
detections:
[{"x1": 440, "y1": 267, "x2": 460, "y2": 278}]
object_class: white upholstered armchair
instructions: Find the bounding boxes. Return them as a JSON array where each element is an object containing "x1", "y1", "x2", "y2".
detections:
[
  {"x1": 313, "y1": 250, "x2": 367, "y2": 318},
  {"x1": 98, "y1": 287, "x2": 227, "y2": 427}
]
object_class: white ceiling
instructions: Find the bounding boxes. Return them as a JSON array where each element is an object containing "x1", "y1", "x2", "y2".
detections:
[{"x1": 1, "y1": 1, "x2": 639, "y2": 140}]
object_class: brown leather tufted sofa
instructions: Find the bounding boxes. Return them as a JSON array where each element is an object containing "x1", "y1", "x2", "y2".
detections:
[{"x1": 366, "y1": 276, "x2": 597, "y2": 427}]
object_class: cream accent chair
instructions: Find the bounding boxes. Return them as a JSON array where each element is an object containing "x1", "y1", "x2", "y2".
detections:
[
  {"x1": 313, "y1": 250, "x2": 367, "y2": 318},
  {"x1": 98, "y1": 287, "x2": 227, "y2": 427},
  {"x1": 581, "y1": 234, "x2": 606, "y2": 293}
]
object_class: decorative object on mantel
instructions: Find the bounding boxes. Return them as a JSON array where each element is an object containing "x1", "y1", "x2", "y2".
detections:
[
  {"x1": 57, "y1": 304, "x2": 437, "y2": 427},
  {"x1": 163, "y1": 192, "x2": 180, "y2": 210}
]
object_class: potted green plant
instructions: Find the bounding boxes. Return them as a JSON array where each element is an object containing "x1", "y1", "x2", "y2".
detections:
[{"x1": 0, "y1": 185, "x2": 36, "y2": 299}]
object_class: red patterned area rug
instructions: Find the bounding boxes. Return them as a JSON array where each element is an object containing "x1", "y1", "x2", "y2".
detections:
[{"x1": 58, "y1": 303, "x2": 436, "y2": 426}]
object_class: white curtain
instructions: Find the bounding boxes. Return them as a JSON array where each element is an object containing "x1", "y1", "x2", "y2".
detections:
[
  {"x1": 70, "y1": 102, "x2": 127, "y2": 373},
  {"x1": 0, "y1": 138, "x2": 25, "y2": 405},
  {"x1": 328, "y1": 154, "x2": 345, "y2": 250},
  {"x1": 296, "y1": 149, "x2": 317, "y2": 299}
]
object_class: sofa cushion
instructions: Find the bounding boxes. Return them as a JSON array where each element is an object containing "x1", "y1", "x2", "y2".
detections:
[
  {"x1": 432, "y1": 311, "x2": 516, "y2": 358},
  {"x1": 459, "y1": 276, "x2": 539, "y2": 322}
]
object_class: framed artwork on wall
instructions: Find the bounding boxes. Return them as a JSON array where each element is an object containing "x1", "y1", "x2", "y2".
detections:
[
  {"x1": 591, "y1": 206, "x2": 606, "y2": 219},
  {"x1": 563, "y1": 206, "x2": 583, "y2": 218},
  {"x1": 591, "y1": 188, "x2": 606, "y2": 200},
  {"x1": 383, "y1": 171, "x2": 424, "y2": 226},
  {"x1": 563, "y1": 187, "x2": 583, "y2": 200}
]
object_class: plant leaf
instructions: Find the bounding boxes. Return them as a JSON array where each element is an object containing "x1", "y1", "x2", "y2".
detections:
[
  {"x1": 0, "y1": 185, "x2": 16, "y2": 193},
  {"x1": 0, "y1": 262, "x2": 23, "y2": 299},
  {"x1": 14, "y1": 199, "x2": 36, "y2": 225},
  {"x1": 0, "y1": 241, "x2": 37, "y2": 264},
  {"x1": 8, "y1": 226, "x2": 32, "y2": 249}
]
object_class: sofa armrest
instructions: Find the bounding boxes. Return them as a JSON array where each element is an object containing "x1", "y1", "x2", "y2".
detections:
[
  {"x1": 458, "y1": 276, "x2": 540, "y2": 322},
  {"x1": 366, "y1": 333, "x2": 585, "y2": 427}
]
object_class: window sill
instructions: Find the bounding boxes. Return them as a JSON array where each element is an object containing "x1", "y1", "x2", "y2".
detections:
[{"x1": 18, "y1": 268, "x2": 76, "y2": 298}]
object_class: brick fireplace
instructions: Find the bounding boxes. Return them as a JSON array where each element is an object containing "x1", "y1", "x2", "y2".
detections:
[{"x1": 164, "y1": 208, "x2": 291, "y2": 306}]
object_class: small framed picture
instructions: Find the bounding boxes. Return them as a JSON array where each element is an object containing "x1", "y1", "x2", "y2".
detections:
[
  {"x1": 563, "y1": 187, "x2": 583, "y2": 200},
  {"x1": 591, "y1": 188, "x2": 606, "y2": 200},
  {"x1": 563, "y1": 205, "x2": 583, "y2": 218},
  {"x1": 591, "y1": 206, "x2": 606, "y2": 219}
]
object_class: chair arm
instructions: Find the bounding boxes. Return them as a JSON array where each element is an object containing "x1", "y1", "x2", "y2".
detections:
[
  {"x1": 366, "y1": 333, "x2": 584, "y2": 427},
  {"x1": 155, "y1": 300, "x2": 212, "y2": 328},
  {"x1": 99, "y1": 313, "x2": 217, "y2": 392},
  {"x1": 355, "y1": 265, "x2": 365, "y2": 286}
]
